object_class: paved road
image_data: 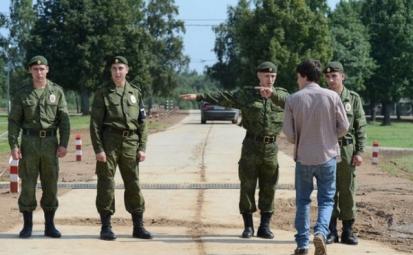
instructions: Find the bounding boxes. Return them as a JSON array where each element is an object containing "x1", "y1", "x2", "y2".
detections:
[{"x1": 0, "y1": 111, "x2": 405, "y2": 255}]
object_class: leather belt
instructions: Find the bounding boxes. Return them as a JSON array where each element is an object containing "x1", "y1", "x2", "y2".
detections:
[
  {"x1": 23, "y1": 129, "x2": 56, "y2": 138},
  {"x1": 104, "y1": 126, "x2": 136, "y2": 137},
  {"x1": 338, "y1": 139, "x2": 353, "y2": 146},
  {"x1": 246, "y1": 133, "x2": 277, "y2": 144}
]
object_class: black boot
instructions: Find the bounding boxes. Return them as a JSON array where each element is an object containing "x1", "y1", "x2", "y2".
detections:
[
  {"x1": 132, "y1": 213, "x2": 153, "y2": 239},
  {"x1": 256, "y1": 212, "x2": 274, "y2": 239},
  {"x1": 341, "y1": 219, "x2": 358, "y2": 245},
  {"x1": 19, "y1": 211, "x2": 33, "y2": 238},
  {"x1": 326, "y1": 217, "x2": 339, "y2": 244},
  {"x1": 100, "y1": 213, "x2": 116, "y2": 240},
  {"x1": 241, "y1": 213, "x2": 254, "y2": 238},
  {"x1": 44, "y1": 211, "x2": 61, "y2": 238}
]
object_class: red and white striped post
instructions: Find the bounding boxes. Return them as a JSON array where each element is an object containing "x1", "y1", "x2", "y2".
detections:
[
  {"x1": 372, "y1": 140, "x2": 379, "y2": 164},
  {"x1": 75, "y1": 134, "x2": 82, "y2": 161},
  {"x1": 9, "y1": 156, "x2": 19, "y2": 193}
]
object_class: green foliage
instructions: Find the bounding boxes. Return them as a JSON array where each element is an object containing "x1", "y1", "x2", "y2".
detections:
[
  {"x1": 8, "y1": 0, "x2": 35, "y2": 69},
  {"x1": 0, "y1": 13, "x2": 8, "y2": 109},
  {"x1": 28, "y1": 0, "x2": 147, "y2": 91},
  {"x1": 173, "y1": 71, "x2": 220, "y2": 109},
  {"x1": 19, "y1": 0, "x2": 186, "y2": 114},
  {"x1": 328, "y1": 0, "x2": 376, "y2": 93},
  {"x1": 361, "y1": 0, "x2": 413, "y2": 124},
  {"x1": 144, "y1": 0, "x2": 189, "y2": 97},
  {"x1": 209, "y1": 0, "x2": 332, "y2": 92}
]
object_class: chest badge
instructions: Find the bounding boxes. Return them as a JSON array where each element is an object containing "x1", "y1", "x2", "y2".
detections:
[
  {"x1": 49, "y1": 94, "x2": 56, "y2": 103},
  {"x1": 130, "y1": 95, "x2": 137, "y2": 104},
  {"x1": 345, "y1": 102, "x2": 352, "y2": 112}
]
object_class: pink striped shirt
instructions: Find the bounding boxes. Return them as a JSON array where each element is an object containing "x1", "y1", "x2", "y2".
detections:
[{"x1": 283, "y1": 83, "x2": 349, "y2": 165}]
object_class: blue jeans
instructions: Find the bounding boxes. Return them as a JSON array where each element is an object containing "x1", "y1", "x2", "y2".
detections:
[{"x1": 294, "y1": 158, "x2": 336, "y2": 248}]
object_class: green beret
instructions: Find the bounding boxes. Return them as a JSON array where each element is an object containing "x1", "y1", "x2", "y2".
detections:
[
  {"x1": 324, "y1": 61, "x2": 344, "y2": 73},
  {"x1": 256, "y1": 61, "x2": 277, "y2": 73},
  {"x1": 111, "y1": 56, "x2": 128, "y2": 65},
  {"x1": 28, "y1": 56, "x2": 48, "y2": 67}
]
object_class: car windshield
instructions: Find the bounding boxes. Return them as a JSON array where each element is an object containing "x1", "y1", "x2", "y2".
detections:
[{"x1": 202, "y1": 103, "x2": 227, "y2": 110}]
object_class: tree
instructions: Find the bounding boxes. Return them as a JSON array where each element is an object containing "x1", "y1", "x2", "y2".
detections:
[
  {"x1": 209, "y1": 0, "x2": 332, "y2": 92},
  {"x1": 362, "y1": 0, "x2": 413, "y2": 125},
  {"x1": 330, "y1": 0, "x2": 374, "y2": 92},
  {"x1": 27, "y1": 0, "x2": 151, "y2": 114},
  {"x1": 208, "y1": 0, "x2": 253, "y2": 90},
  {"x1": 0, "y1": 12, "x2": 9, "y2": 109},
  {"x1": 8, "y1": 0, "x2": 35, "y2": 69},
  {"x1": 144, "y1": 0, "x2": 189, "y2": 99},
  {"x1": 329, "y1": 0, "x2": 376, "y2": 118},
  {"x1": 174, "y1": 71, "x2": 220, "y2": 109}
]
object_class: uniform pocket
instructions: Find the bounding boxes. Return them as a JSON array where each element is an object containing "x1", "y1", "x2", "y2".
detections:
[
  {"x1": 104, "y1": 95, "x2": 122, "y2": 118},
  {"x1": 127, "y1": 98, "x2": 139, "y2": 119},
  {"x1": 45, "y1": 100, "x2": 58, "y2": 119},
  {"x1": 22, "y1": 99, "x2": 37, "y2": 120}
]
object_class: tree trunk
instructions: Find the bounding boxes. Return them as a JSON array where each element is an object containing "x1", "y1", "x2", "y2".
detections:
[
  {"x1": 382, "y1": 101, "x2": 392, "y2": 126},
  {"x1": 81, "y1": 89, "x2": 90, "y2": 115},
  {"x1": 369, "y1": 100, "x2": 376, "y2": 122},
  {"x1": 396, "y1": 103, "x2": 401, "y2": 120},
  {"x1": 75, "y1": 92, "x2": 80, "y2": 113},
  {"x1": 147, "y1": 97, "x2": 153, "y2": 115}
]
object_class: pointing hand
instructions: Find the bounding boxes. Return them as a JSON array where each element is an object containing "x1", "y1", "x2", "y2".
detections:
[{"x1": 180, "y1": 94, "x2": 197, "y2": 101}]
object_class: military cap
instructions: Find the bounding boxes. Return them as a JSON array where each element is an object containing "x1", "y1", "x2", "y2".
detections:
[
  {"x1": 111, "y1": 56, "x2": 128, "y2": 65},
  {"x1": 256, "y1": 61, "x2": 277, "y2": 73},
  {"x1": 324, "y1": 61, "x2": 344, "y2": 73},
  {"x1": 28, "y1": 55, "x2": 48, "y2": 67}
]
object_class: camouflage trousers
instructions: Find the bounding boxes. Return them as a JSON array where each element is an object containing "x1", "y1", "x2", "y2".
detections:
[
  {"x1": 96, "y1": 131, "x2": 145, "y2": 215},
  {"x1": 238, "y1": 138, "x2": 279, "y2": 214},
  {"x1": 332, "y1": 144, "x2": 356, "y2": 220},
  {"x1": 18, "y1": 135, "x2": 59, "y2": 212}
]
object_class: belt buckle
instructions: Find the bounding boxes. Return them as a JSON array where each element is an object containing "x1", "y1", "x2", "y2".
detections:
[
  {"x1": 264, "y1": 136, "x2": 271, "y2": 144},
  {"x1": 39, "y1": 130, "x2": 47, "y2": 138},
  {"x1": 122, "y1": 130, "x2": 130, "y2": 137}
]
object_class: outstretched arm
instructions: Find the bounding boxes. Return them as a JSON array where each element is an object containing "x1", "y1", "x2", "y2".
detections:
[{"x1": 180, "y1": 94, "x2": 198, "y2": 101}]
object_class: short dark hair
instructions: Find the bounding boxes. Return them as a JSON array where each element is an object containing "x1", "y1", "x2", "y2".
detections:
[{"x1": 296, "y1": 59, "x2": 322, "y2": 82}]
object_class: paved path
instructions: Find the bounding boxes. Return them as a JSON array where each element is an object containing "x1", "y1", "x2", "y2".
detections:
[{"x1": 0, "y1": 111, "x2": 406, "y2": 255}]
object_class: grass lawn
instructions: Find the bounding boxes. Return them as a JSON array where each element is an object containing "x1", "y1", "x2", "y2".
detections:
[
  {"x1": 380, "y1": 151, "x2": 413, "y2": 181},
  {"x1": 0, "y1": 114, "x2": 174, "y2": 153},
  {"x1": 0, "y1": 116, "x2": 7, "y2": 134},
  {"x1": 366, "y1": 121, "x2": 413, "y2": 148}
]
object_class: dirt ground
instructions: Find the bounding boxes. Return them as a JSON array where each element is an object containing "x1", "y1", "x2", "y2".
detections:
[
  {"x1": 276, "y1": 134, "x2": 413, "y2": 253},
  {"x1": 1, "y1": 115, "x2": 412, "y2": 253}
]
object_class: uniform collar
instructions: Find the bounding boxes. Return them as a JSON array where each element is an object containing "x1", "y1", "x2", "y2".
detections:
[
  {"x1": 108, "y1": 80, "x2": 132, "y2": 95},
  {"x1": 340, "y1": 86, "x2": 350, "y2": 101}
]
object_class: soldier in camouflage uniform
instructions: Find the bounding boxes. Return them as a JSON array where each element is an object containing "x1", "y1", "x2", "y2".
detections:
[
  {"x1": 180, "y1": 62, "x2": 289, "y2": 239},
  {"x1": 323, "y1": 61, "x2": 367, "y2": 245},
  {"x1": 8, "y1": 56, "x2": 70, "y2": 238},
  {"x1": 90, "y1": 56, "x2": 151, "y2": 241}
]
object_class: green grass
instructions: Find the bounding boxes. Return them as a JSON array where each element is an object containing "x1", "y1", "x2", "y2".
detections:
[
  {"x1": 380, "y1": 152, "x2": 413, "y2": 181},
  {"x1": 0, "y1": 115, "x2": 172, "y2": 154},
  {"x1": 70, "y1": 115, "x2": 90, "y2": 130},
  {"x1": 366, "y1": 121, "x2": 413, "y2": 148},
  {"x1": 0, "y1": 116, "x2": 7, "y2": 134}
]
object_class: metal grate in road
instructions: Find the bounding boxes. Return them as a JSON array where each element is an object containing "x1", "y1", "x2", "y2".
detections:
[{"x1": 0, "y1": 182, "x2": 295, "y2": 190}]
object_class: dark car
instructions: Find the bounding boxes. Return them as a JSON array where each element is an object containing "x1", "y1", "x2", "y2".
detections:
[{"x1": 200, "y1": 102, "x2": 240, "y2": 124}]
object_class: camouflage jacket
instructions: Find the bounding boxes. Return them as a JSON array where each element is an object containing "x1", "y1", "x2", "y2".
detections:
[
  {"x1": 8, "y1": 79, "x2": 70, "y2": 149},
  {"x1": 340, "y1": 87, "x2": 367, "y2": 154},
  {"x1": 90, "y1": 81, "x2": 148, "y2": 153}
]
